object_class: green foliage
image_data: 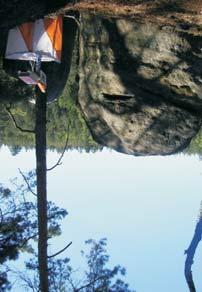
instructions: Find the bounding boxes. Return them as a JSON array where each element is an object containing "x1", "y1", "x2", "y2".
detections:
[
  {"x1": 184, "y1": 130, "x2": 202, "y2": 157},
  {"x1": 47, "y1": 97, "x2": 100, "y2": 153},
  {"x1": 0, "y1": 58, "x2": 35, "y2": 102},
  {"x1": 25, "y1": 238, "x2": 135, "y2": 292},
  {"x1": 0, "y1": 54, "x2": 101, "y2": 153},
  {"x1": 0, "y1": 269, "x2": 11, "y2": 291},
  {"x1": 0, "y1": 172, "x2": 68, "y2": 290},
  {"x1": 47, "y1": 201, "x2": 68, "y2": 238},
  {"x1": 0, "y1": 173, "x2": 133, "y2": 291},
  {"x1": 0, "y1": 181, "x2": 36, "y2": 290},
  {"x1": 0, "y1": 101, "x2": 35, "y2": 150},
  {"x1": 0, "y1": 183, "x2": 36, "y2": 263},
  {"x1": 80, "y1": 238, "x2": 134, "y2": 292}
]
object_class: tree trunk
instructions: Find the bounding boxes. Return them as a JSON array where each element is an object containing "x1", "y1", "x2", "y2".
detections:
[{"x1": 35, "y1": 91, "x2": 48, "y2": 292}]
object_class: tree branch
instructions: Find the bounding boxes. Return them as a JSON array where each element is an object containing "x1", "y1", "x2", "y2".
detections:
[
  {"x1": 75, "y1": 275, "x2": 106, "y2": 292},
  {"x1": 47, "y1": 123, "x2": 70, "y2": 171},
  {"x1": 66, "y1": 276, "x2": 77, "y2": 292},
  {"x1": 5, "y1": 105, "x2": 35, "y2": 134},
  {"x1": 18, "y1": 168, "x2": 37, "y2": 197},
  {"x1": 13, "y1": 268, "x2": 38, "y2": 292},
  {"x1": 48, "y1": 241, "x2": 72, "y2": 258},
  {"x1": 184, "y1": 218, "x2": 202, "y2": 292},
  {"x1": 20, "y1": 233, "x2": 38, "y2": 248}
]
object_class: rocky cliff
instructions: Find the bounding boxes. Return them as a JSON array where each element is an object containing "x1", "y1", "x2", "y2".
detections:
[{"x1": 78, "y1": 13, "x2": 202, "y2": 156}]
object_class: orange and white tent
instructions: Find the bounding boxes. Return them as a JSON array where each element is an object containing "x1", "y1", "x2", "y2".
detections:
[{"x1": 5, "y1": 16, "x2": 63, "y2": 63}]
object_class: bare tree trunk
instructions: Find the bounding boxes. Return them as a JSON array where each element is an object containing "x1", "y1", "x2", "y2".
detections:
[
  {"x1": 35, "y1": 91, "x2": 48, "y2": 292},
  {"x1": 184, "y1": 218, "x2": 202, "y2": 292}
]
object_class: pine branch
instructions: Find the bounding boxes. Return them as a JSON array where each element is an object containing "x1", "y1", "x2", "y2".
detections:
[
  {"x1": 5, "y1": 105, "x2": 35, "y2": 134},
  {"x1": 20, "y1": 233, "x2": 38, "y2": 248},
  {"x1": 18, "y1": 168, "x2": 37, "y2": 197},
  {"x1": 47, "y1": 123, "x2": 70, "y2": 171},
  {"x1": 48, "y1": 241, "x2": 72, "y2": 258},
  {"x1": 75, "y1": 275, "x2": 106, "y2": 292}
]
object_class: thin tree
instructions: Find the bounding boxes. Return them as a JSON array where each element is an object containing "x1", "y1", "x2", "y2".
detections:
[
  {"x1": 35, "y1": 90, "x2": 48, "y2": 292},
  {"x1": 184, "y1": 202, "x2": 202, "y2": 292}
]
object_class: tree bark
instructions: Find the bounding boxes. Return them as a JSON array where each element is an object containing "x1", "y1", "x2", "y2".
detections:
[
  {"x1": 184, "y1": 219, "x2": 202, "y2": 292},
  {"x1": 35, "y1": 91, "x2": 48, "y2": 292}
]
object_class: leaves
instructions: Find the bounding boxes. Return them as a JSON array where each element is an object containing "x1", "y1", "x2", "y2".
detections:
[
  {"x1": 0, "y1": 173, "x2": 68, "y2": 290},
  {"x1": 46, "y1": 238, "x2": 135, "y2": 292}
]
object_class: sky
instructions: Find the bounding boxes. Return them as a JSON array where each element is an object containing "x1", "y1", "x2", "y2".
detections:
[{"x1": 1, "y1": 146, "x2": 202, "y2": 292}]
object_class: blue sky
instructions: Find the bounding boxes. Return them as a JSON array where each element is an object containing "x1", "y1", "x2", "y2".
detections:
[{"x1": 1, "y1": 146, "x2": 202, "y2": 292}]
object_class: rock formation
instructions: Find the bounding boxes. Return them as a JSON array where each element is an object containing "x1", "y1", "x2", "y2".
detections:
[{"x1": 78, "y1": 13, "x2": 202, "y2": 156}]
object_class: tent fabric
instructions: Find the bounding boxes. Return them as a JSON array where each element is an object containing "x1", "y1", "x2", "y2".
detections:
[{"x1": 5, "y1": 16, "x2": 63, "y2": 63}]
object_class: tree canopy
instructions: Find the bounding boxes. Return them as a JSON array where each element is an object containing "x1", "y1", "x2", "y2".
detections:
[
  {"x1": 0, "y1": 174, "x2": 134, "y2": 292},
  {"x1": 0, "y1": 172, "x2": 68, "y2": 290}
]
